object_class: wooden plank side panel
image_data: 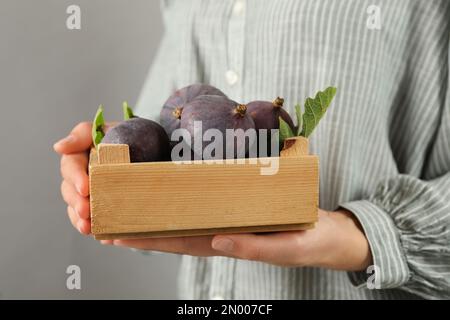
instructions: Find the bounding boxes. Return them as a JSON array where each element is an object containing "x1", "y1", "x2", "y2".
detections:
[
  {"x1": 90, "y1": 156, "x2": 318, "y2": 236},
  {"x1": 94, "y1": 223, "x2": 316, "y2": 240}
]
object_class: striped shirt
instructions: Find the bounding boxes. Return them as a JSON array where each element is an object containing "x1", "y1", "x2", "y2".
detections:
[{"x1": 135, "y1": 0, "x2": 450, "y2": 299}]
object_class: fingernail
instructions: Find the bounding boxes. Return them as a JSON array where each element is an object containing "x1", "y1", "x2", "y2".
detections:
[
  {"x1": 76, "y1": 184, "x2": 83, "y2": 196},
  {"x1": 74, "y1": 204, "x2": 79, "y2": 215},
  {"x1": 74, "y1": 205, "x2": 82, "y2": 219},
  {"x1": 113, "y1": 240, "x2": 122, "y2": 246},
  {"x1": 212, "y1": 238, "x2": 235, "y2": 253},
  {"x1": 77, "y1": 220, "x2": 84, "y2": 234},
  {"x1": 55, "y1": 135, "x2": 75, "y2": 147}
]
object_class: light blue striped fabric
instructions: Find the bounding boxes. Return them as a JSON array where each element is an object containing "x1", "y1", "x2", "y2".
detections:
[{"x1": 135, "y1": 0, "x2": 450, "y2": 299}]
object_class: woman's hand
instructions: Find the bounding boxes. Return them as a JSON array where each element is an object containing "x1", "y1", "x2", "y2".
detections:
[
  {"x1": 55, "y1": 121, "x2": 117, "y2": 235},
  {"x1": 108, "y1": 209, "x2": 372, "y2": 272},
  {"x1": 54, "y1": 122, "x2": 93, "y2": 235}
]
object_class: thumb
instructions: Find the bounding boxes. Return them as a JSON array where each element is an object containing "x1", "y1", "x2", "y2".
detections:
[
  {"x1": 211, "y1": 232, "x2": 303, "y2": 266},
  {"x1": 212, "y1": 233, "x2": 267, "y2": 261},
  {"x1": 54, "y1": 122, "x2": 93, "y2": 154}
]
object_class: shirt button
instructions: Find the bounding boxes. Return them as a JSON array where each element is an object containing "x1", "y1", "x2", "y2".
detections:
[
  {"x1": 225, "y1": 70, "x2": 239, "y2": 86},
  {"x1": 233, "y1": 0, "x2": 245, "y2": 16},
  {"x1": 211, "y1": 294, "x2": 225, "y2": 300}
]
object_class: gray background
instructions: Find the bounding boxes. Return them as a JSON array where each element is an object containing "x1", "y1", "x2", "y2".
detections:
[{"x1": 0, "y1": 0, "x2": 180, "y2": 299}]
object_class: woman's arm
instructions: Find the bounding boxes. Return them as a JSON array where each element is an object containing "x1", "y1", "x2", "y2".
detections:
[{"x1": 340, "y1": 107, "x2": 450, "y2": 298}]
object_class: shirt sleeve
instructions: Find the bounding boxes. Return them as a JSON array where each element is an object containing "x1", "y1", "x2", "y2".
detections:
[{"x1": 340, "y1": 12, "x2": 450, "y2": 299}]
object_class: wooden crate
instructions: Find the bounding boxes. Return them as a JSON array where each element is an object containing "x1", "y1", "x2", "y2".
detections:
[{"x1": 89, "y1": 137, "x2": 319, "y2": 240}]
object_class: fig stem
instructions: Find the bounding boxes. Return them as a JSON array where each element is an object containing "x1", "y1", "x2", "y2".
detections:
[
  {"x1": 172, "y1": 107, "x2": 183, "y2": 119},
  {"x1": 235, "y1": 104, "x2": 247, "y2": 117},
  {"x1": 273, "y1": 97, "x2": 285, "y2": 108}
]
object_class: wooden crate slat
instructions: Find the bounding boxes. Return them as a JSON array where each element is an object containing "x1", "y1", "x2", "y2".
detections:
[{"x1": 94, "y1": 223, "x2": 316, "y2": 240}]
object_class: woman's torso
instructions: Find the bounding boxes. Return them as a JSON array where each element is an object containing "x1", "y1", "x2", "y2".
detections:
[{"x1": 135, "y1": 0, "x2": 449, "y2": 299}]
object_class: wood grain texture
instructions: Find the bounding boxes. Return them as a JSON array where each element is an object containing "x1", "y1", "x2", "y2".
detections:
[
  {"x1": 280, "y1": 136, "x2": 309, "y2": 157},
  {"x1": 89, "y1": 141, "x2": 319, "y2": 239},
  {"x1": 98, "y1": 144, "x2": 130, "y2": 164}
]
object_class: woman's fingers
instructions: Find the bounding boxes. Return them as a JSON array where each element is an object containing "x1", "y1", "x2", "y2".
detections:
[
  {"x1": 61, "y1": 180, "x2": 90, "y2": 219},
  {"x1": 67, "y1": 206, "x2": 90, "y2": 235},
  {"x1": 103, "y1": 231, "x2": 311, "y2": 265},
  {"x1": 55, "y1": 122, "x2": 93, "y2": 237},
  {"x1": 100, "y1": 240, "x2": 114, "y2": 245},
  {"x1": 67, "y1": 206, "x2": 79, "y2": 231},
  {"x1": 54, "y1": 122, "x2": 93, "y2": 155},
  {"x1": 60, "y1": 153, "x2": 89, "y2": 197},
  {"x1": 113, "y1": 236, "x2": 218, "y2": 256},
  {"x1": 212, "y1": 232, "x2": 307, "y2": 266},
  {"x1": 110, "y1": 232, "x2": 306, "y2": 264},
  {"x1": 67, "y1": 206, "x2": 91, "y2": 235},
  {"x1": 53, "y1": 121, "x2": 119, "y2": 155},
  {"x1": 78, "y1": 218, "x2": 91, "y2": 235}
]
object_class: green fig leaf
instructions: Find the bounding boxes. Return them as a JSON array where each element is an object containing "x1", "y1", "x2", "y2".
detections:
[
  {"x1": 279, "y1": 116, "x2": 295, "y2": 146},
  {"x1": 295, "y1": 104, "x2": 302, "y2": 136},
  {"x1": 123, "y1": 101, "x2": 134, "y2": 120},
  {"x1": 301, "y1": 87, "x2": 337, "y2": 138},
  {"x1": 92, "y1": 105, "x2": 105, "y2": 148}
]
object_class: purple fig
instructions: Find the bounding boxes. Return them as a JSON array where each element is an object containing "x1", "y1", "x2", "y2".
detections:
[
  {"x1": 102, "y1": 118, "x2": 170, "y2": 162},
  {"x1": 160, "y1": 84, "x2": 226, "y2": 138},
  {"x1": 246, "y1": 97, "x2": 295, "y2": 131},
  {"x1": 180, "y1": 95, "x2": 256, "y2": 159},
  {"x1": 246, "y1": 97, "x2": 295, "y2": 156}
]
